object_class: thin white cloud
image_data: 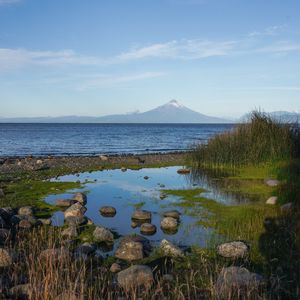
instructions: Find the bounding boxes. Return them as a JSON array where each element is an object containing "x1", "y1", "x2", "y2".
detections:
[
  {"x1": 77, "y1": 72, "x2": 166, "y2": 90},
  {"x1": 0, "y1": 0, "x2": 21, "y2": 5},
  {"x1": 256, "y1": 41, "x2": 300, "y2": 54},
  {"x1": 248, "y1": 25, "x2": 285, "y2": 37}
]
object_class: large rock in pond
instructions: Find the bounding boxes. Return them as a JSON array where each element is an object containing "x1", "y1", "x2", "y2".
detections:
[
  {"x1": 160, "y1": 239, "x2": 184, "y2": 258},
  {"x1": 217, "y1": 241, "x2": 249, "y2": 259},
  {"x1": 0, "y1": 248, "x2": 14, "y2": 267},
  {"x1": 160, "y1": 217, "x2": 178, "y2": 230},
  {"x1": 117, "y1": 265, "x2": 153, "y2": 290},
  {"x1": 132, "y1": 210, "x2": 151, "y2": 221},
  {"x1": 93, "y1": 226, "x2": 114, "y2": 243},
  {"x1": 72, "y1": 192, "x2": 87, "y2": 205},
  {"x1": 215, "y1": 266, "x2": 264, "y2": 298},
  {"x1": 64, "y1": 202, "x2": 87, "y2": 218},
  {"x1": 115, "y1": 235, "x2": 151, "y2": 261}
]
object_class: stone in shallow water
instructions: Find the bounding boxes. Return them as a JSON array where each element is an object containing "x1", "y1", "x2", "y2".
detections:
[
  {"x1": 177, "y1": 168, "x2": 191, "y2": 174},
  {"x1": 132, "y1": 210, "x2": 151, "y2": 221},
  {"x1": 93, "y1": 226, "x2": 114, "y2": 243},
  {"x1": 117, "y1": 265, "x2": 153, "y2": 290},
  {"x1": 99, "y1": 206, "x2": 116, "y2": 217},
  {"x1": 140, "y1": 223, "x2": 156, "y2": 235},
  {"x1": 215, "y1": 266, "x2": 264, "y2": 298},
  {"x1": 217, "y1": 241, "x2": 249, "y2": 258},
  {"x1": 160, "y1": 239, "x2": 184, "y2": 258},
  {"x1": 160, "y1": 217, "x2": 178, "y2": 230},
  {"x1": 64, "y1": 202, "x2": 87, "y2": 218}
]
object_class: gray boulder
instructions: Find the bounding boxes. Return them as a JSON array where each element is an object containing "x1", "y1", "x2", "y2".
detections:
[
  {"x1": 132, "y1": 210, "x2": 151, "y2": 221},
  {"x1": 217, "y1": 241, "x2": 249, "y2": 258},
  {"x1": 64, "y1": 202, "x2": 86, "y2": 218},
  {"x1": 93, "y1": 226, "x2": 114, "y2": 243},
  {"x1": 160, "y1": 239, "x2": 184, "y2": 258},
  {"x1": 117, "y1": 265, "x2": 153, "y2": 290},
  {"x1": 72, "y1": 192, "x2": 87, "y2": 205},
  {"x1": 215, "y1": 266, "x2": 264, "y2": 298}
]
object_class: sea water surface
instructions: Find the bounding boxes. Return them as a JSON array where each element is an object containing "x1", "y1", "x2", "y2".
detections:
[{"x1": 0, "y1": 123, "x2": 234, "y2": 156}]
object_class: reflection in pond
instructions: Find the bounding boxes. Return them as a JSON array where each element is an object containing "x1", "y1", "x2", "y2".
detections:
[{"x1": 45, "y1": 166, "x2": 259, "y2": 250}]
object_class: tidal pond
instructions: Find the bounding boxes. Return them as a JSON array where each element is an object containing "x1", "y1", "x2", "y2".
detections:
[{"x1": 45, "y1": 166, "x2": 255, "y2": 249}]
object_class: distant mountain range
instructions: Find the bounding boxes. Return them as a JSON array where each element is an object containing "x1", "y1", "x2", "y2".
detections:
[
  {"x1": 0, "y1": 100, "x2": 299, "y2": 123},
  {"x1": 0, "y1": 100, "x2": 231, "y2": 123}
]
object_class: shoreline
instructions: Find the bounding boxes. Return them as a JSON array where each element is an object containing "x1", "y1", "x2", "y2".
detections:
[{"x1": 0, "y1": 151, "x2": 189, "y2": 174}]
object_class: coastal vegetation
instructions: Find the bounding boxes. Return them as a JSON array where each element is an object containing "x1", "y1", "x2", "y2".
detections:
[{"x1": 1, "y1": 113, "x2": 300, "y2": 299}]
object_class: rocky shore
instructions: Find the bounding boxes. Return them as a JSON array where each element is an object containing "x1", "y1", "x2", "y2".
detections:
[{"x1": 0, "y1": 152, "x2": 188, "y2": 174}]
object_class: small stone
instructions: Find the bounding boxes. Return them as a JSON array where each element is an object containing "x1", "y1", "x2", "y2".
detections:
[
  {"x1": 72, "y1": 192, "x2": 87, "y2": 205},
  {"x1": 99, "y1": 206, "x2": 116, "y2": 217},
  {"x1": 281, "y1": 202, "x2": 293, "y2": 212},
  {"x1": 36, "y1": 159, "x2": 43, "y2": 165},
  {"x1": 266, "y1": 196, "x2": 278, "y2": 205},
  {"x1": 144, "y1": 176, "x2": 149, "y2": 180},
  {"x1": 265, "y1": 179, "x2": 280, "y2": 187},
  {"x1": 177, "y1": 168, "x2": 191, "y2": 174},
  {"x1": 163, "y1": 210, "x2": 180, "y2": 220},
  {"x1": 121, "y1": 167, "x2": 127, "y2": 172},
  {"x1": 160, "y1": 217, "x2": 178, "y2": 230},
  {"x1": 110, "y1": 262, "x2": 122, "y2": 273},
  {"x1": 55, "y1": 199, "x2": 77, "y2": 207},
  {"x1": 132, "y1": 210, "x2": 151, "y2": 221},
  {"x1": 99, "y1": 155, "x2": 108, "y2": 161},
  {"x1": 93, "y1": 226, "x2": 114, "y2": 243},
  {"x1": 217, "y1": 241, "x2": 249, "y2": 258},
  {"x1": 38, "y1": 218, "x2": 52, "y2": 225},
  {"x1": 117, "y1": 265, "x2": 153, "y2": 290},
  {"x1": 61, "y1": 226, "x2": 78, "y2": 239},
  {"x1": 131, "y1": 221, "x2": 138, "y2": 228},
  {"x1": 140, "y1": 223, "x2": 156, "y2": 235},
  {"x1": 0, "y1": 248, "x2": 14, "y2": 267},
  {"x1": 160, "y1": 239, "x2": 184, "y2": 257},
  {"x1": 18, "y1": 206, "x2": 33, "y2": 216},
  {"x1": 160, "y1": 193, "x2": 167, "y2": 199},
  {"x1": 65, "y1": 216, "x2": 88, "y2": 226}
]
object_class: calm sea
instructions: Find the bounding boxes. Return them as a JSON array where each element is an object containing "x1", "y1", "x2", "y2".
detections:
[{"x1": 0, "y1": 123, "x2": 234, "y2": 157}]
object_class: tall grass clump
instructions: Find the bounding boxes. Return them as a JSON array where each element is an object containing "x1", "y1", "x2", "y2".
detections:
[{"x1": 192, "y1": 111, "x2": 300, "y2": 168}]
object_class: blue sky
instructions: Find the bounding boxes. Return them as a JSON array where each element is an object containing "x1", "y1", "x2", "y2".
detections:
[{"x1": 0, "y1": 0, "x2": 299, "y2": 118}]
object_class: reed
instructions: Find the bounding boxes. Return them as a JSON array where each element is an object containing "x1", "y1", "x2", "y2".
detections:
[{"x1": 191, "y1": 111, "x2": 300, "y2": 168}]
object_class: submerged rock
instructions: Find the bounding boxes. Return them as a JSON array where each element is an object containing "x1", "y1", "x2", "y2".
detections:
[
  {"x1": 160, "y1": 217, "x2": 178, "y2": 231},
  {"x1": 93, "y1": 226, "x2": 114, "y2": 243},
  {"x1": 215, "y1": 266, "x2": 264, "y2": 298},
  {"x1": 217, "y1": 241, "x2": 249, "y2": 258},
  {"x1": 160, "y1": 239, "x2": 184, "y2": 258},
  {"x1": 266, "y1": 196, "x2": 278, "y2": 205},
  {"x1": 117, "y1": 265, "x2": 153, "y2": 290}
]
